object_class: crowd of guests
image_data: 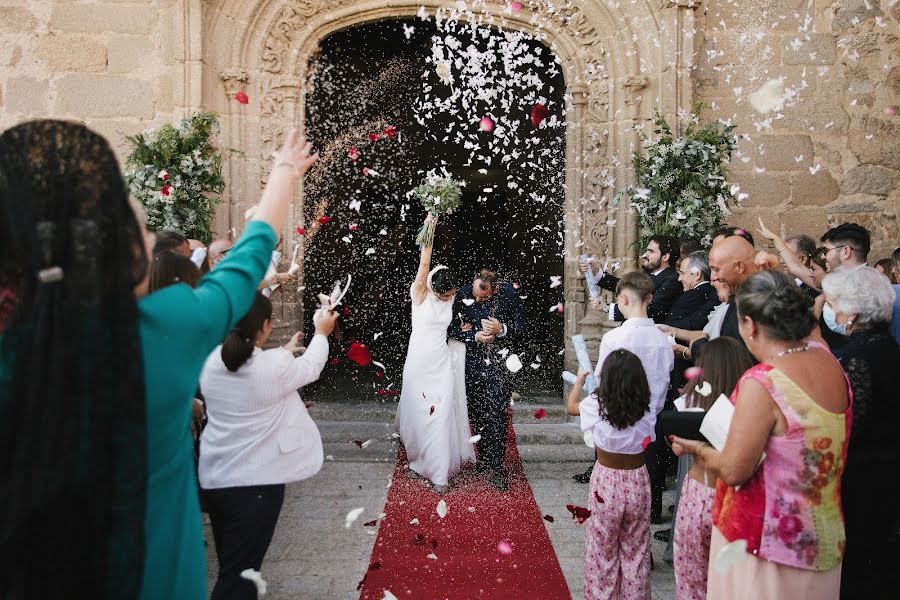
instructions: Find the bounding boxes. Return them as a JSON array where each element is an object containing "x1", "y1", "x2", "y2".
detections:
[{"x1": 574, "y1": 224, "x2": 900, "y2": 599}]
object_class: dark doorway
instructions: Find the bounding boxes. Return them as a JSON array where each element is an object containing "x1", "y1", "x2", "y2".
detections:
[{"x1": 301, "y1": 19, "x2": 565, "y2": 401}]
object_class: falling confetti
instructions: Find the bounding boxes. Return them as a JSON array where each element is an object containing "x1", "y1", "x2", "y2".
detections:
[
  {"x1": 565, "y1": 504, "x2": 591, "y2": 524},
  {"x1": 505, "y1": 354, "x2": 523, "y2": 373},
  {"x1": 240, "y1": 569, "x2": 267, "y2": 595},
  {"x1": 345, "y1": 507, "x2": 365, "y2": 528},
  {"x1": 685, "y1": 367, "x2": 703, "y2": 381},
  {"x1": 436, "y1": 499, "x2": 448, "y2": 519},
  {"x1": 696, "y1": 381, "x2": 713, "y2": 397}
]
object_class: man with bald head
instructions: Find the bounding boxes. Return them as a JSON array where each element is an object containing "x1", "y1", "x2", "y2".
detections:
[{"x1": 688, "y1": 233, "x2": 759, "y2": 360}]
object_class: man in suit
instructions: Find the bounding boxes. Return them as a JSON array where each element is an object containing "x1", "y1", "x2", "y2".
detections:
[
  {"x1": 449, "y1": 268, "x2": 527, "y2": 491},
  {"x1": 665, "y1": 250, "x2": 720, "y2": 331},
  {"x1": 581, "y1": 235, "x2": 683, "y2": 323}
]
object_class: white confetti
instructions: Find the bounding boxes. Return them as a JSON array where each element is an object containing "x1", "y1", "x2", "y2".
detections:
[
  {"x1": 383, "y1": 591, "x2": 399, "y2": 600},
  {"x1": 468, "y1": 434, "x2": 482, "y2": 443},
  {"x1": 240, "y1": 569, "x2": 267, "y2": 596},
  {"x1": 748, "y1": 79, "x2": 785, "y2": 114},
  {"x1": 345, "y1": 507, "x2": 364, "y2": 528},
  {"x1": 462, "y1": 298, "x2": 475, "y2": 306},
  {"x1": 361, "y1": 439, "x2": 374, "y2": 449},
  {"x1": 426, "y1": 552, "x2": 438, "y2": 560},
  {"x1": 410, "y1": 518, "x2": 420, "y2": 526},
  {"x1": 809, "y1": 164, "x2": 821, "y2": 175},
  {"x1": 549, "y1": 275, "x2": 562, "y2": 288},
  {"x1": 505, "y1": 354, "x2": 523, "y2": 373},
  {"x1": 696, "y1": 381, "x2": 712, "y2": 397}
]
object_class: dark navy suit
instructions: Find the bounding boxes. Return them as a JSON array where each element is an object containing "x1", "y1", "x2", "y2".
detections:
[{"x1": 449, "y1": 282, "x2": 527, "y2": 475}]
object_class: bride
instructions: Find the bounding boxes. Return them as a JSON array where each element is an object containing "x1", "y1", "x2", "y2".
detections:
[{"x1": 396, "y1": 215, "x2": 476, "y2": 494}]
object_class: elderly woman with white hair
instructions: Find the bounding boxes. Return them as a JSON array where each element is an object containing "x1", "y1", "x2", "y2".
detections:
[{"x1": 822, "y1": 266, "x2": 900, "y2": 600}]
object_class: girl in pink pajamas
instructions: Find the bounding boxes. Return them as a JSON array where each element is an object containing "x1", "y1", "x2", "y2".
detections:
[
  {"x1": 671, "y1": 337, "x2": 755, "y2": 600},
  {"x1": 567, "y1": 349, "x2": 654, "y2": 600}
]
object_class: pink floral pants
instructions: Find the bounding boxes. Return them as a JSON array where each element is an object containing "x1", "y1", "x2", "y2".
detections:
[
  {"x1": 673, "y1": 474, "x2": 716, "y2": 600},
  {"x1": 584, "y1": 462, "x2": 652, "y2": 600}
]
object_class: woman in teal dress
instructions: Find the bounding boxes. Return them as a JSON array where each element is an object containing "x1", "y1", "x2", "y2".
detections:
[{"x1": 0, "y1": 121, "x2": 319, "y2": 599}]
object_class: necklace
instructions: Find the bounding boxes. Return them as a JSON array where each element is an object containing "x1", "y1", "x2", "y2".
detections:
[{"x1": 769, "y1": 345, "x2": 810, "y2": 361}]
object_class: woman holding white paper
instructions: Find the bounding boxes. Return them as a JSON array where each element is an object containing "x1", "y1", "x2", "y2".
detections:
[{"x1": 670, "y1": 270, "x2": 851, "y2": 600}]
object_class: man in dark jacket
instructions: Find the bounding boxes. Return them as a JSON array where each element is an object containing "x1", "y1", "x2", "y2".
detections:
[
  {"x1": 665, "y1": 250, "x2": 720, "y2": 330},
  {"x1": 581, "y1": 235, "x2": 683, "y2": 323}
]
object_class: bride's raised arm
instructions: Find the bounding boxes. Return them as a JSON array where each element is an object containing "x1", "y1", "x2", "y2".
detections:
[{"x1": 412, "y1": 214, "x2": 436, "y2": 306}]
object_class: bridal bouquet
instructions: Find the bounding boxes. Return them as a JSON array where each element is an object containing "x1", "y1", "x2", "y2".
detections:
[{"x1": 412, "y1": 175, "x2": 464, "y2": 247}]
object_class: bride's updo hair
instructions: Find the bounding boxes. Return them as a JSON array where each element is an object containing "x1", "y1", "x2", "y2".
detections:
[{"x1": 431, "y1": 268, "x2": 456, "y2": 294}]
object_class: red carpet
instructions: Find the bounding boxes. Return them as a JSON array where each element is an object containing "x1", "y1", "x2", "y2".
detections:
[{"x1": 358, "y1": 421, "x2": 571, "y2": 599}]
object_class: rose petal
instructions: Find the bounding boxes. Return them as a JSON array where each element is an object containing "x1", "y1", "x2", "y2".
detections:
[
  {"x1": 594, "y1": 491, "x2": 605, "y2": 504},
  {"x1": 234, "y1": 91, "x2": 249, "y2": 105},
  {"x1": 505, "y1": 354, "x2": 523, "y2": 373},
  {"x1": 318, "y1": 216, "x2": 332, "y2": 224},
  {"x1": 497, "y1": 541, "x2": 513, "y2": 555},
  {"x1": 642, "y1": 435, "x2": 652, "y2": 450},
  {"x1": 684, "y1": 366, "x2": 703, "y2": 381},
  {"x1": 479, "y1": 116, "x2": 495, "y2": 132},
  {"x1": 543, "y1": 514, "x2": 555, "y2": 523},
  {"x1": 345, "y1": 507, "x2": 364, "y2": 528},
  {"x1": 296, "y1": 226, "x2": 306, "y2": 235},
  {"x1": 346, "y1": 342, "x2": 372, "y2": 367},
  {"x1": 462, "y1": 298, "x2": 475, "y2": 306},
  {"x1": 349, "y1": 147, "x2": 360, "y2": 161},
  {"x1": 384, "y1": 125, "x2": 397, "y2": 138},
  {"x1": 565, "y1": 504, "x2": 592, "y2": 524},
  {"x1": 531, "y1": 103, "x2": 549, "y2": 127},
  {"x1": 468, "y1": 434, "x2": 481, "y2": 443},
  {"x1": 369, "y1": 133, "x2": 381, "y2": 142},
  {"x1": 436, "y1": 499, "x2": 448, "y2": 518},
  {"x1": 511, "y1": 1, "x2": 523, "y2": 10},
  {"x1": 533, "y1": 408, "x2": 547, "y2": 420},
  {"x1": 696, "y1": 381, "x2": 713, "y2": 397}
]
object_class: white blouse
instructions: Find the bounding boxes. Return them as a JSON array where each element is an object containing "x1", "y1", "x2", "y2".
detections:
[
  {"x1": 199, "y1": 335, "x2": 329, "y2": 489},
  {"x1": 579, "y1": 393, "x2": 660, "y2": 455}
]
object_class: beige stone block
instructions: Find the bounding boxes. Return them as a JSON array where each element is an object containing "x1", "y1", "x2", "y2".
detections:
[
  {"x1": 54, "y1": 74, "x2": 154, "y2": 119},
  {"x1": 833, "y1": 0, "x2": 883, "y2": 31},
  {"x1": 5, "y1": 76, "x2": 49, "y2": 114},
  {"x1": 156, "y1": 75, "x2": 174, "y2": 113},
  {"x1": 107, "y1": 35, "x2": 154, "y2": 73},
  {"x1": 0, "y1": 7, "x2": 37, "y2": 33},
  {"x1": 35, "y1": 34, "x2": 107, "y2": 72},
  {"x1": 782, "y1": 34, "x2": 836, "y2": 66},
  {"x1": 708, "y1": 32, "x2": 782, "y2": 66},
  {"x1": 753, "y1": 134, "x2": 815, "y2": 170},
  {"x1": 887, "y1": 66, "x2": 900, "y2": 96},
  {"x1": 50, "y1": 4, "x2": 155, "y2": 35},
  {"x1": 0, "y1": 40, "x2": 21, "y2": 67},
  {"x1": 841, "y1": 165, "x2": 899, "y2": 196},
  {"x1": 790, "y1": 171, "x2": 840, "y2": 207},
  {"x1": 729, "y1": 171, "x2": 790, "y2": 208},
  {"x1": 780, "y1": 207, "x2": 829, "y2": 238},
  {"x1": 727, "y1": 206, "x2": 778, "y2": 232},
  {"x1": 88, "y1": 118, "x2": 144, "y2": 156},
  {"x1": 848, "y1": 115, "x2": 900, "y2": 170},
  {"x1": 779, "y1": 99, "x2": 849, "y2": 135}
]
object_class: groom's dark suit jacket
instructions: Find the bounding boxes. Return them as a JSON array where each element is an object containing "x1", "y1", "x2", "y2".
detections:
[
  {"x1": 449, "y1": 282, "x2": 527, "y2": 385},
  {"x1": 664, "y1": 282, "x2": 721, "y2": 331},
  {"x1": 596, "y1": 267, "x2": 682, "y2": 323}
]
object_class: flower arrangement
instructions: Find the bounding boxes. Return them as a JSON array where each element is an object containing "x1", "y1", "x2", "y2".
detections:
[
  {"x1": 124, "y1": 112, "x2": 227, "y2": 243},
  {"x1": 411, "y1": 174, "x2": 464, "y2": 247},
  {"x1": 614, "y1": 107, "x2": 740, "y2": 248}
]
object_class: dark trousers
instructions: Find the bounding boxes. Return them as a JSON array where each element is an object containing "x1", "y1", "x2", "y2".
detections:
[
  {"x1": 840, "y1": 464, "x2": 900, "y2": 600},
  {"x1": 206, "y1": 484, "x2": 286, "y2": 600},
  {"x1": 467, "y1": 374, "x2": 510, "y2": 474},
  {"x1": 644, "y1": 436, "x2": 671, "y2": 519}
]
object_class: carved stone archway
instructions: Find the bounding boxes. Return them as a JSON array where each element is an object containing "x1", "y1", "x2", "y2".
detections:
[{"x1": 200, "y1": 0, "x2": 699, "y2": 371}]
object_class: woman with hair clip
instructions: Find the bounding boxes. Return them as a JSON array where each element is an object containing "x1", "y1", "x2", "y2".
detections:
[
  {"x1": 396, "y1": 214, "x2": 475, "y2": 494},
  {"x1": 659, "y1": 337, "x2": 756, "y2": 600},
  {"x1": 0, "y1": 122, "x2": 318, "y2": 600},
  {"x1": 199, "y1": 292, "x2": 337, "y2": 600}
]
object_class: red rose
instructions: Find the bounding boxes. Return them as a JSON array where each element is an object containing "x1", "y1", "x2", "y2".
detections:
[
  {"x1": 777, "y1": 515, "x2": 803, "y2": 543},
  {"x1": 811, "y1": 474, "x2": 828, "y2": 490},
  {"x1": 346, "y1": 342, "x2": 372, "y2": 367},
  {"x1": 817, "y1": 452, "x2": 835, "y2": 473},
  {"x1": 813, "y1": 436, "x2": 832, "y2": 451}
]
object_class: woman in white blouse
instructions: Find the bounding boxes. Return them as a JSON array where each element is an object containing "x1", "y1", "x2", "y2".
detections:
[{"x1": 199, "y1": 292, "x2": 337, "y2": 600}]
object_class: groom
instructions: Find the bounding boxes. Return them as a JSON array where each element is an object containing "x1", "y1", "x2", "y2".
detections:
[{"x1": 450, "y1": 267, "x2": 527, "y2": 491}]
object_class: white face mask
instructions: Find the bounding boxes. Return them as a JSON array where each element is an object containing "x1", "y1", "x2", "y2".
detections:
[{"x1": 822, "y1": 302, "x2": 847, "y2": 336}]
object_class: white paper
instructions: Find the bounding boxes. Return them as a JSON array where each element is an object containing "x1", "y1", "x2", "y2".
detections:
[
  {"x1": 674, "y1": 395, "x2": 705, "y2": 412},
  {"x1": 571, "y1": 335, "x2": 599, "y2": 392},
  {"x1": 700, "y1": 394, "x2": 765, "y2": 468}
]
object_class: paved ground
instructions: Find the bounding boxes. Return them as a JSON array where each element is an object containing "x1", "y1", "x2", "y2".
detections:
[{"x1": 204, "y1": 399, "x2": 677, "y2": 599}]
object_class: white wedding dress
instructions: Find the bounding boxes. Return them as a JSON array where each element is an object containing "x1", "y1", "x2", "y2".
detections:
[{"x1": 396, "y1": 267, "x2": 476, "y2": 487}]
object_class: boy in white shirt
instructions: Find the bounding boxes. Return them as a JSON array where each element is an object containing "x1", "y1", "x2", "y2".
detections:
[{"x1": 593, "y1": 271, "x2": 674, "y2": 521}]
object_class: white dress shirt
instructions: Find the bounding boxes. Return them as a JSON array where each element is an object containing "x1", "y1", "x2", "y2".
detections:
[
  {"x1": 582, "y1": 318, "x2": 674, "y2": 450},
  {"x1": 199, "y1": 334, "x2": 329, "y2": 489},
  {"x1": 703, "y1": 302, "x2": 730, "y2": 340}
]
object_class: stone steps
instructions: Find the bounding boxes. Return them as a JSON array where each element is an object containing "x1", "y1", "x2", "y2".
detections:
[{"x1": 308, "y1": 397, "x2": 570, "y2": 424}]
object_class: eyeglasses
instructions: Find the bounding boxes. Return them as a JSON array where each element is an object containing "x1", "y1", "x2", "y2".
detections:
[{"x1": 820, "y1": 244, "x2": 858, "y2": 256}]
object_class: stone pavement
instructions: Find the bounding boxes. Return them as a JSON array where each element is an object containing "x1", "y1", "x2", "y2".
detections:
[{"x1": 204, "y1": 399, "x2": 677, "y2": 599}]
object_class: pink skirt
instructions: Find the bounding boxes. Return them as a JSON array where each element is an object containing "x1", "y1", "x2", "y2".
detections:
[{"x1": 707, "y1": 527, "x2": 841, "y2": 600}]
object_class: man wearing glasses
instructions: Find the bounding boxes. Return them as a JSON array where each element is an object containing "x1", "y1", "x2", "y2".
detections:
[{"x1": 818, "y1": 223, "x2": 871, "y2": 350}]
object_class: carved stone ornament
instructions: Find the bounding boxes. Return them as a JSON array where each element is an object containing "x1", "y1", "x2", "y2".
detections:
[{"x1": 220, "y1": 70, "x2": 249, "y2": 97}]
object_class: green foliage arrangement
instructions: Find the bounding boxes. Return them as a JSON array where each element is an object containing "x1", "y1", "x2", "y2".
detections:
[
  {"x1": 615, "y1": 108, "x2": 741, "y2": 248},
  {"x1": 124, "y1": 112, "x2": 226, "y2": 243}
]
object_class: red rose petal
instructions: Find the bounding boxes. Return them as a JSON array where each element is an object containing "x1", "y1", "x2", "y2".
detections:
[
  {"x1": 346, "y1": 342, "x2": 372, "y2": 367},
  {"x1": 234, "y1": 91, "x2": 249, "y2": 105},
  {"x1": 368, "y1": 561, "x2": 381, "y2": 570},
  {"x1": 543, "y1": 514, "x2": 555, "y2": 523},
  {"x1": 353, "y1": 440, "x2": 364, "y2": 447},
  {"x1": 342, "y1": 306, "x2": 350, "y2": 316},
  {"x1": 368, "y1": 133, "x2": 381, "y2": 142},
  {"x1": 384, "y1": 125, "x2": 397, "y2": 138},
  {"x1": 431, "y1": 539, "x2": 439, "y2": 549},
  {"x1": 533, "y1": 408, "x2": 547, "y2": 420},
  {"x1": 348, "y1": 147, "x2": 360, "y2": 162},
  {"x1": 642, "y1": 435, "x2": 652, "y2": 450},
  {"x1": 375, "y1": 371, "x2": 385, "y2": 378},
  {"x1": 318, "y1": 216, "x2": 332, "y2": 224},
  {"x1": 684, "y1": 366, "x2": 703, "y2": 381},
  {"x1": 329, "y1": 357, "x2": 339, "y2": 366},
  {"x1": 377, "y1": 389, "x2": 388, "y2": 396},
  {"x1": 594, "y1": 491, "x2": 605, "y2": 504},
  {"x1": 296, "y1": 226, "x2": 306, "y2": 235},
  {"x1": 414, "y1": 533, "x2": 425, "y2": 544},
  {"x1": 362, "y1": 167, "x2": 370, "y2": 176},
  {"x1": 349, "y1": 223, "x2": 359, "y2": 231},
  {"x1": 479, "y1": 116, "x2": 495, "y2": 132},
  {"x1": 363, "y1": 519, "x2": 378, "y2": 527},
  {"x1": 557, "y1": 303, "x2": 565, "y2": 314},
  {"x1": 565, "y1": 504, "x2": 592, "y2": 524},
  {"x1": 161, "y1": 184, "x2": 172, "y2": 196},
  {"x1": 531, "y1": 102, "x2": 549, "y2": 127},
  {"x1": 512, "y1": 282, "x2": 520, "y2": 289}
]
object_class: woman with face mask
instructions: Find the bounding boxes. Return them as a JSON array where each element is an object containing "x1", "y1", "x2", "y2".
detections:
[{"x1": 821, "y1": 266, "x2": 900, "y2": 600}]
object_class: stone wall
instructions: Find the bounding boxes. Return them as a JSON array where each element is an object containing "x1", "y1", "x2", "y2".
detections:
[
  {"x1": 2, "y1": 0, "x2": 897, "y2": 262},
  {"x1": 0, "y1": 0, "x2": 187, "y2": 158},
  {"x1": 694, "y1": 0, "x2": 900, "y2": 259}
]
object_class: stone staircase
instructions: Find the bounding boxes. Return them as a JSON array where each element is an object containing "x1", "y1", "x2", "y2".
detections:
[{"x1": 308, "y1": 393, "x2": 592, "y2": 465}]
